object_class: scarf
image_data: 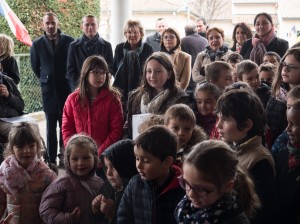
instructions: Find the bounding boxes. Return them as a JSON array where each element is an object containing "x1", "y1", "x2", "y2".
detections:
[
  {"x1": 175, "y1": 192, "x2": 241, "y2": 224},
  {"x1": 250, "y1": 28, "x2": 276, "y2": 65},
  {"x1": 204, "y1": 45, "x2": 229, "y2": 62},
  {"x1": 140, "y1": 89, "x2": 170, "y2": 114},
  {"x1": 83, "y1": 33, "x2": 100, "y2": 55},
  {"x1": 0, "y1": 155, "x2": 40, "y2": 195},
  {"x1": 287, "y1": 141, "x2": 300, "y2": 169},
  {"x1": 236, "y1": 43, "x2": 242, "y2": 53}
]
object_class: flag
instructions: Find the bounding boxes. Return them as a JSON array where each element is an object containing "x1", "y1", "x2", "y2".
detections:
[{"x1": 0, "y1": 0, "x2": 32, "y2": 46}]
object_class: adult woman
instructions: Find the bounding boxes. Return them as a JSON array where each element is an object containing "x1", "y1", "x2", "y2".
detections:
[
  {"x1": 0, "y1": 34, "x2": 20, "y2": 84},
  {"x1": 161, "y1": 28, "x2": 191, "y2": 90},
  {"x1": 113, "y1": 20, "x2": 153, "y2": 105},
  {"x1": 240, "y1": 12, "x2": 289, "y2": 65},
  {"x1": 62, "y1": 56, "x2": 123, "y2": 158},
  {"x1": 192, "y1": 27, "x2": 232, "y2": 84},
  {"x1": 231, "y1": 23, "x2": 253, "y2": 53},
  {"x1": 126, "y1": 52, "x2": 190, "y2": 138}
]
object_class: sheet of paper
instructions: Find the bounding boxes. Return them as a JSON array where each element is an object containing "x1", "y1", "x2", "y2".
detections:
[{"x1": 132, "y1": 113, "x2": 151, "y2": 140}]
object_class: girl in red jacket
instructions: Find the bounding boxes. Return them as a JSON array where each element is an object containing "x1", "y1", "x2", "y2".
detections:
[{"x1": 62, "y1": 56, "x2": 124, "y2": 160}]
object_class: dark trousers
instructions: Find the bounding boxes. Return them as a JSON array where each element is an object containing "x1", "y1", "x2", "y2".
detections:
[{"x1": 45, "y1": 113, "x2": 63, "y2": 163}]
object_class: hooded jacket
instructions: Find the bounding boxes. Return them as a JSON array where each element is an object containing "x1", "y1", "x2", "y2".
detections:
[{"x1": 39, "y1": 151, "x2": 104, "y2": 224}]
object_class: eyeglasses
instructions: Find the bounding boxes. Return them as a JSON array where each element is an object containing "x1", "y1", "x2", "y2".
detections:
[
  {"x1": 280, "y1": 62, "x2": 300, "y2": 73},
  {"x1": 163, "y1": 35, "x2": 176, "y2": 40},
  {"x1": 178, "y1": 176, "x2": 218, "y2": 198},
  {"x1": 89, "y1": 70, "x2": 107, "y2": 77}
]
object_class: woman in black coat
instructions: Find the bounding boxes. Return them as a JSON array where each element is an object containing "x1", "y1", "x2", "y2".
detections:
[{"x1": 240, "y1": 12, "x2": 289, "y2": 65}]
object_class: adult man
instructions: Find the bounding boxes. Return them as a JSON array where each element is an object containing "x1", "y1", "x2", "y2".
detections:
[
  {"x1": 181, "y1": 22, "x2": 208, "y2": 91},
  {"x1": 67, "y1": 15, "x2": 113, "y2": 89},
  {"x1": 196, "y1": 17, "x2": 208, "y2": 38},
  {"x1": 30, "y1": 12, "x2": 74, "y2": 165},
  {"x1": 145, "y1": 18, "x2": 167, "y2": 52}
]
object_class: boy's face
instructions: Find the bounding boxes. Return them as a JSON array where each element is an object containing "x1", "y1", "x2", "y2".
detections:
[
  {"x1": 263, "y1": 55, "x2": 279, "y2": 67},
  {"x1": 286, "y1": 108, "x2": 300, "y2": 145},
  {"x1": 134, "y1": 146, "x2": 170, "y2": 185},
  {"x1": 240, "y1": 68, "x2": 260, "y2": 91},
  {"x1": 103, "y1": 157, "x2": 123, "y2": 190},
  {"x1": 287, "y1": 97, "x2": 297, "y2": 111},
  {"x1": 195, "y1": 90, "x2": 217, "y2": 116},
  {"x1": 212, "y1": 70, "x2": 233, "y2": 90},
  {"x1": 216, "y1": 113, "x2": 248, "y2": 144},
  {"x1": 166, "y1": 118, "x2": 194, "y2": 149},
  {"x1": 259, "y1": 70, "x2": 273, "y2": 84}
]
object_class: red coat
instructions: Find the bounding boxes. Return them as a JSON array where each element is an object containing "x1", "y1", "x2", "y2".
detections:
[{"x1": 62, "y1": 88, "x2": 123, "y2": 156}]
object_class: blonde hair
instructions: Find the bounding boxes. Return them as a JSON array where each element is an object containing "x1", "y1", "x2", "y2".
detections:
[
  {"x1": 164, "y1": 104, "x2": 196, "y2": 126},
  {"x1": 123, "y1": 19, "x2": 144, "y2": 38},
  {"x1": 0, "y1": 34, "x2": 14, "y2": 58}
]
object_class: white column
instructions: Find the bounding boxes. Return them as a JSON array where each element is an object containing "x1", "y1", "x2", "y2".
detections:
[{"x1": 111, "y1": 0, "x2": 132, "y2": 50}]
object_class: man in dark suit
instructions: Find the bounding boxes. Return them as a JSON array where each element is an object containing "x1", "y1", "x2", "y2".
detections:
[
  {"x1": 30, "y1": 12, "x2": 74, "y2": 165},
  {"x1": 145, "y1": 18, "x2": 168, "y2": 52},
  {"x1": 67, "y1": 14, "x2": 113, "y2": 90},
  {"x1": 181, "y1": 22, "x2": 208, "y2": 91}
]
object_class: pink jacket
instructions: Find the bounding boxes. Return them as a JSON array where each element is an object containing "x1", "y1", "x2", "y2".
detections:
[
  {"x1": 62, "y1": 88, "x2": 124, "y2": 156},
  {"x1": 0, "y1": 155, "x2": 57, "y2": 224}
]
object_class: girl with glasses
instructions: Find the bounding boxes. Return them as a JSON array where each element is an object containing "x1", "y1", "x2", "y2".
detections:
[
  {"x1": 175, "y1": 140, "x2": 260, "y2": 224},
  {"x1": 161, "y1": 28, "x2": 192, "y2": 90},
  {"x1": 266, "y1": 47, "x2": 300, "y2": 148}
]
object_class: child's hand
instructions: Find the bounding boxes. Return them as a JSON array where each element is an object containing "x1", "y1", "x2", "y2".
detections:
[
  {"x1": 0, "y1": 212, "x2": 14, "y2": 224},
  {"x1": 99, "y1": 195, "x2": 116, "y2": 220},
  {"x1": 91, "y1": 195, "x2": 102, "y2": 214},
  {"x1": 71, "y1": 207, "x2": 81, "y2": 220}
]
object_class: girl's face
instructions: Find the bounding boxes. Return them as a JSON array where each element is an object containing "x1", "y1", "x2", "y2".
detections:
[
  {"x1": 281, "y1": 54, "x2": 300, "y2": 88},
  {"x1": 235, "y1": 27, "x2": 248, "y2": 45},
  {"x1": 208, "y1": 30, "x2": 224, "y2": 52},
  {"x1": 286, "y1": 107, "x2": 300, "y2": 145},
  {"x1": 69, "y1": 146, "x2": 95, "y2": 177},
  {"x1": 13, "y1": 142, "x2": 38, "y2": 169},
  {"x1": 195, "y1": 90, "x2": 217, "y2": 116},
  {"x1": 162, "y1": 32, "x2": 177, "y2": 51},
  {"x1": 254, "y1": 15, "x2": 273, "y2": 38},
  {"x1": 88, "y1": 68, "x2": 107, "y2": 90},
  {"x1": 125, "y1": 26, "x2": 141, "y2": 48},
  {"x1": 216, "y1": 113, "x2": 248, "y2": 144},
  {"x1": 182, "y1": 163, "x2": 225, "y2": 208},
  {"x1": 146, "y1": 59, "x2": 171, "y2": 93},
  {"x1": 103, "y1": 157, "x2": 123, "y2": 190}
]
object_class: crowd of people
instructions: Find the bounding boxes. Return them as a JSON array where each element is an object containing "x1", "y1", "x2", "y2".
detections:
[{"x1": 0, "y1": 10, "x2": 299, "y2": 224}]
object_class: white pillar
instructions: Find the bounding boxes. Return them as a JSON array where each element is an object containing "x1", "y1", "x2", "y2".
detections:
[{"x1": 111, "y1": 0, "x2": 132, "y2": 50}]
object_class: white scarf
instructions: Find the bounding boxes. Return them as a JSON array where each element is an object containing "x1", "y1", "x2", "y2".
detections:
[{"x1": 140, "y1": 89, "x2": 170, "y2": 114}]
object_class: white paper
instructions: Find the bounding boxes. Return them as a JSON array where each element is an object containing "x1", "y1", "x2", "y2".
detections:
[
  {"x1": 132, "y1": 113, "x2": 151, "y2": 140},
  {"x1": 0, "y1": 115, "x2": 36, "y2": 124}
]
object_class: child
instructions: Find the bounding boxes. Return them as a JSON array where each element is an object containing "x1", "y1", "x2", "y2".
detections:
[
  {"x1": 0, "y1": 122, "x2": 57, "y2": 223},
  {"x1": 226, "y1": 52, "x2": 244, "y2": 82},
  {"x1": 205, "y1": 61, "x2": 233, "y2": 91},
  {"x1": 263, "y1": 51, "x2": 281, "y2": 68},
  {"x1": 266, "y1": 47, "x2": 300, "y2": 148},
  {"x1": 287, "y1": 86, "x2": 300, "y2": 111},
  {"x1": 117, "y1": 125, "x2": 185, "y2": 224},
  {"x1": 272, "y1": 100, "x2": 300, "y2": 224},
  {"x1": 216, "y1": 89, "x2": 276, "y2": 224},
  {"x1": 175, "y1": 140, "x2": 260, "y2": 223},
  {"x1": 62, "y1": 55, "x2": 123, "y2": 159},
  {"x1": 258, "y1": 62, "x2": 276, "y2": 87},
  {"x1": 39, "y1": 134, "x2": 104, "y2": 224},
  {"x1": 91, "y1": 139, "x2": 138, "y2": 223},
  {"x1": 193, "y1": 82, "x2": 221, "y2": 136},
  {"x1": 236, "y1": 59, "x2": 271, "y2": 108},
  {"x1": 164, "y1": 104, "x2": 207, "y2": 166}
]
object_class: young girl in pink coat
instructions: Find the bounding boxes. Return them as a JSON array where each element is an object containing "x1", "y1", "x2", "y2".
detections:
[
  {"x1": 62, "y1": 55, "x2": 124, "y2": 158},
  {"x1": 0, "y1": 122, "x2": 57, "y2": 224}
]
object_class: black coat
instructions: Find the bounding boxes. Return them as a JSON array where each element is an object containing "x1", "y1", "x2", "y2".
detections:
[
  {"x1": 0, "y1": 56, "x2": 20, "y2": 84},
  {"x1": 66, "y1": 34, "x2": 113, "y2": 90},
  {"x1": 240, "y1": 37, "x2": 289, "y2": 60},
  {"x1": 30, "y1": 31, "x2": 74, "y2": 114},
  {"x1": 0, "y1": 73, "x2": 24, "y2": 117}
]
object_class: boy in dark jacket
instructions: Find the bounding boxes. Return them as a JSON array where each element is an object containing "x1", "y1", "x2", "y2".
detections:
[
  {"x1": 117, "y1": 125, "x2": 185, "y2": 224},
  {"x1": 236, "y1": 59, "x2": 271, "y2": 108},
  {"x1": 92, "y1": 139, "x2": 137, "y2": 223}
]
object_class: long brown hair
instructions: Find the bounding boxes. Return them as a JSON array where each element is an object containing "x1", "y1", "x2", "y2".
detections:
[
  {"x1": 78, "y1": 55, "x2": 121, "y2": 107},
  {"x1": 185, "y1": 140, "x2": 260, "y2": 218}
]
